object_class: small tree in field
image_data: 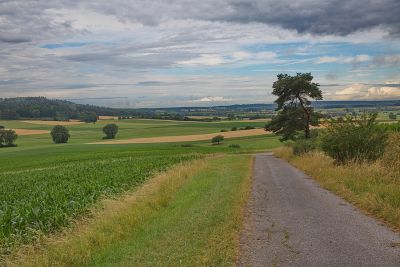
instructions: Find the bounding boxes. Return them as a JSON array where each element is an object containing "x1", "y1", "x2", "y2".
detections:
[
  {"x1": 51, "y1": 125, "x2": 70, "y2": 144},
  {"x1": 103, "y1": 123, "x2": 119, "y2": 139},
  {"x1": 0, "y1": 129, "x2": 18, "y2": 147},
  {"x1": 268, "y1": 73, "x2": 322, "y2": 140},
  {"x1": 211, "y1": 135, "x2": 224, "y2": 145}
]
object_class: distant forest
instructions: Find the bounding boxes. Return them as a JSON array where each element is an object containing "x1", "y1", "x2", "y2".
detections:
[{"x1": 1, "y1": 97, "x2": 400, "y2": 121}]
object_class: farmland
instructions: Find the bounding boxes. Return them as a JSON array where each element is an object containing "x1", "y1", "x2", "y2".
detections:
[{"x1": 0, "y1": 118, "x2": 278, "y2": 262}]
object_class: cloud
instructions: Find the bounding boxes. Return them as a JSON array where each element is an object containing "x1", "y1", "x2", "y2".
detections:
[
  {"x1": 316, "y1": 55, "x2": 371, "y2": 64},
  {"x1": 80, "y1": 0, "x2": 400, "y2": 37},
  {"x1": 332, "y1": 82, "x2": 400, "y2": 100},
  {"x1": 0, "y1": 0, "x2": 399, "y2": 107},
  {"x1": 192, "y1": 96, "x2": 233, "y2": 102},
  {"x1": 372, "y1": 55, "x2": 400, "y2": 66},
  {"x1": 178, "y1": 54, "x2": 225, "y2": 66}
]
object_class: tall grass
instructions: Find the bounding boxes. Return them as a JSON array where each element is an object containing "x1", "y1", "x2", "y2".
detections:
[{"x1": 274, "y1": 147, "x2": 400, "y2": 231}]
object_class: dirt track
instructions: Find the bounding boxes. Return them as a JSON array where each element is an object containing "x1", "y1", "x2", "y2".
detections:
[
  {"x1": 91, "y1": 128, "x2": 269, "y2": 144},
  {"x1": 22, "y1": 120, "x2": 84, "y2": 126},
  {"x1": 12, "y1": 129, "x2": 49, "y2": 135}
]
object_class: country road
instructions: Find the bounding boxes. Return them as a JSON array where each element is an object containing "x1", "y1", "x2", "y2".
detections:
[{"x1": 238, "y1": 153, "x2": 400, "y2": 267}]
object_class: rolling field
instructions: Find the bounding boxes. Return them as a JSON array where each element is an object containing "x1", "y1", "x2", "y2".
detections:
[
  {"x1": 0, "y1": 118, "x2": 279, "y2": 262},
  {"x1": 0, "y1": 119, "x2": 268, "y2": 149}
]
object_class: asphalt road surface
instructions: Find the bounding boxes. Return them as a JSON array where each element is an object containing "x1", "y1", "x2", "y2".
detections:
[{"x1": 238, "y1": 153, "x2": 400, "y2": 267}]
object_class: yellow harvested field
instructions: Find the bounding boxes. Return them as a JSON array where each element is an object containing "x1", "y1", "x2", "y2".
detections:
[
  {"x1": 99, "y1": 116, "x2": 118, "y2": 120},
  {"x1": 12, "y1": 129, "x2": 49, "y2": 135},
  {"x1": 23, "y1": 120, "x2": 84, "y2": 126},
  {"x1": 92, "y1": 128, "x2": 269, "y2": 144}
]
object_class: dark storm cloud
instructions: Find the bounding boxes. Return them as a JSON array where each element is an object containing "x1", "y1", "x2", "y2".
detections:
[
  {"x1": 219, "y1": 0, "x2": 400, "y2": 36},
  {"x1": 1, "y1": 0, "x2": 399, "y2": 48},
  {"x1": 85, "y1": 0, "x2": 400, "y2": 37}
]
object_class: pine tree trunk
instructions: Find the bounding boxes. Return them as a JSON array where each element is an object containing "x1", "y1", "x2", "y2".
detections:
[{"x1": 297, "y1": 95, "x2": 311, "y2": 139}]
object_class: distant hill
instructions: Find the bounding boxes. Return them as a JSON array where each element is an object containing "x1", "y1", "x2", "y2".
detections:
[
  {"x1": 1, "y1": 97, "x2": 399, "y2": 121},
  {"x1": 0, "y1": 97, "x2": 125, "y2": 120}
]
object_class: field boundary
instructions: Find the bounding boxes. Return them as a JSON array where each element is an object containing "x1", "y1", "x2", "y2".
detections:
[{"x1": 89, "y1": 128, "x2": 270, "y2": 144}]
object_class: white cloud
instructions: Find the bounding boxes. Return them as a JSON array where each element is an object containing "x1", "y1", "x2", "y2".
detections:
[
  {"x1": 316, "y1": 54, "x2": 371, "y2": 64},
  {"x1": 192, "y1": 96, "x2": 233, "y2": 102},
  {"x1": 178, "y1": 54, "x2": 225, "y2": 66},
  {"x1": 331, "y1": 82, "x2": 400, "y2": 100}
]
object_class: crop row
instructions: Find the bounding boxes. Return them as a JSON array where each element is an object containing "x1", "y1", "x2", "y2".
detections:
[{"x1": 0, "y1": 153, "x2": 199, "y2": 251}]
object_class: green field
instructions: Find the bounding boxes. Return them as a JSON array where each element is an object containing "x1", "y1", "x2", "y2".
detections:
[
  {"x1": 0, "y1": 119, "x2": 268, "y2": 149},
  {"x1": 0, "y1": 118, "x2": 279, "y2": 261}
]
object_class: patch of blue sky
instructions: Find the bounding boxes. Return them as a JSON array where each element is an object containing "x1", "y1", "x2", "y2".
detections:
[
  {"x1": 41, "y1": 41, "x2": 116, "y2": 49},
  {"x1": 243, "y1": 41, "x2": 393, "y2": 59},
  {"x1": 160, "y1": 60, "x2": 328, "y2": 77},
  {"x1": 41, "y1": 42, "x2": 91, "y2": 49}
]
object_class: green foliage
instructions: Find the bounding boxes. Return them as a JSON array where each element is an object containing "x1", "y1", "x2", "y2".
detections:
[
  {"x1": 180, "y1": 144, "x2": 195, "y2": 147},
  {"x1": 388, "y1": 112, "x2": 397, "y2": 120},
  {"x1": 211, "y1": 135, "x2": 224, "y2": 145},
  {"x1": 50, "y1": 125, "x2": 70, "y2": 144},
  {"x1": 0, "y1": 125, "x2": 4, "y2": 129},
  {"x1": 220, "y1": 129, "x2": 228, "y2": 132},
  {"x1": 102, "y1": 123, "x2": 119, "y2": 139},
  {"x1": 292, "y1": 139, "x2": 317, "y2": 155},
  {"x1": 241, "y1": 126, "x2": 256, "y2": 130},
  {"x1": 321, "y1": 114, "x2": 388, "y2": 164},
  {"x1": 79, "y1": 112, "x2": 98, "y2": 123},
  {"x1": 0, "y1": 154, "x2": 197, "y2": 250},
  {"x1": 270, "y1": 73, "x2": 322, "y2": 139},
  {"x1": 381, "y1": 132, "x2": 400, "y2": 172},
  {"x1": 377, "y1": 121, "x2": 400, "y2": 132},
  {"x1": 267, "y1": 106, "x2": 321, "y2": 141},
  {"x1": 0, "y1": 129, "x2": 18, "y2": 147},
  {"x1": 231, "y1": 127, "x2": 237, "y2": 131},
  {"x1": 229, "y1": 144, "x2": 241, "y2": 148}
]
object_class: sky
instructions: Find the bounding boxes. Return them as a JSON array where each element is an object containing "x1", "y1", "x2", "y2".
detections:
[{"x1": 0, "y1": 0, "x2": 400, "y2": 108}]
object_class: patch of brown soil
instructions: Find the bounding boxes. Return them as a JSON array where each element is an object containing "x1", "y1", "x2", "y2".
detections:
[
  {"x1": 98, "y1": 116, "x2": 118, "y2": 120},
  {"x1": 12, "y1": 129, "x2": 49, "y2": 135},
  {"x1": 22, "y1": 120, "x2": 84, "y2": 126},
  {"x1": 91, "y1": 128, "x2": 270, "y2": 144}
]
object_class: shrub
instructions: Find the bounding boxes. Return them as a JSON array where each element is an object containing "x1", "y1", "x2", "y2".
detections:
[
  {"x1": 231, "y1": 127, "x2": 237, "y2": 131},
  {"x1": 0, "y1": 129, "x2": 18, "y2": 147},
  {"x1": 321, "y1": 114, "x2": 388, "y2": 164},
  {"x1": 220, "y1": 129, "x2": 228, "y2": 132},
  {"x1": 388, "y1": 112, "x2": 397, "y2": 120},
  {"x1": 181, "y1": 144, "x2": 195, "y2": 147},
  {"x1": 292, "y1": 139, "x2": 317, "y2": 155},
  {"x1": 243, "y1": 126, "x2": 255, "y2": 130},
  {"x1": 103, "y1": 124, "x2": 119, "y2": 139},
  {"x1": 229, "y1": 144, "x2": 241, "y2": 148},
  {"x1": 0, "y1": 125, "x2": 4, "y2": 129},
  {"x1": 211, "y1": 135, "x2": 224, "y2": 145},
  {"x1": 51, "y1": 125, "x2": 70, "y2": 144},
  {"x1": 381, "y1": 132, "x2": 400, "y2": 172},
  {"x1": 79, "y1": 112, "x2": 98, "y2": 123}
]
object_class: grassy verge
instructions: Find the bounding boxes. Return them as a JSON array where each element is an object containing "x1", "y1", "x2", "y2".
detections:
[
  {"x1": 274, "y1": 147, "x2": 400, "y2": 231},
  {"x1": 0, "y1": 153, "x2": 199, "y2": 255},
  {"x1": 6, "y1": 155, "x2": 252, "y2": 266}
]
